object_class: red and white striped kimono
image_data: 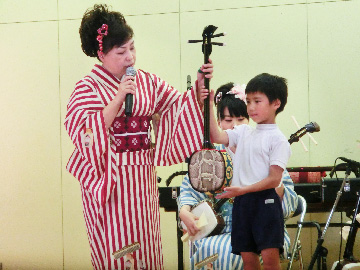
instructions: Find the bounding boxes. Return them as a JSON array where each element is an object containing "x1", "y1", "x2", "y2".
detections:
[{"x1": 64, "y1": 64, "x2": 203, "y2": 270}]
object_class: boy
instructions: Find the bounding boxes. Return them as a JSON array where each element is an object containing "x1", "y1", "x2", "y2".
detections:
[{"x1": 210, "y1": 73, "x2": 291, "y2": 270}]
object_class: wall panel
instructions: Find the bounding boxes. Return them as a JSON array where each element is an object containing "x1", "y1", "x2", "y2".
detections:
[
  {"x1": 180, "y1": 0, "x2": 308, "y2": 12},
  {"x1": 58, "y1": 0, "x2": 179, "y2": 20},
  {"x1": 180, "y1": 4, "x2": 310, "y2": 166},
  {"x1": 1, "y1": 1, "x2": 360, "y2": 269},
  {"x1": 0, "y1": 21, "x2": 63, "y2": 269},
  {"x1": 0, "y1": 0, "x2": 57, "y2": 23},
  {"x1": 308, "y1": 0, "x2": 360, "y2": 166}
]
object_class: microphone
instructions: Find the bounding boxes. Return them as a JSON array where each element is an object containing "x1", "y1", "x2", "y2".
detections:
[
  {"x1": 187, "y1": 75, "x2": 191, "y2": 90},
  {"x1": 125, "y1": 66, "x2": 137, "y2": 116},
  {"x1": 305, "y1": 122, "x2": 320, "y2": 133},
  {"x1": 288, "y1": 121, "x2": 320, "y2": 144},
  {"x1": 339, "y1": 157, "x2": 360, "y2": 168},
  {"x1": 329, "y1": 163, "x2": 347, "y2": 178},
  {"x1": 329, "y1": 158, "x2": 360, "y2": 178}
]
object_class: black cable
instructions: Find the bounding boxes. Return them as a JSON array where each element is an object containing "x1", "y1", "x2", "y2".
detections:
[{"x1": 165, "y1": 171, "x2": 188, "y2": 187}]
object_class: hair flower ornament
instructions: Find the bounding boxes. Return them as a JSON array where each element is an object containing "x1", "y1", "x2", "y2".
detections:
[
  {"x1": 215, "y1": 83, "x2": 247, "y2": 105},
  {"x1": 227, "y1": 83, "x2": 247, "y2": 103},
  {"x1": 97, "y1": 24, "x2": 108, "y2": 53},
  {"x1": 215, "y1": 92, "x2": 223, "y2": 104}
]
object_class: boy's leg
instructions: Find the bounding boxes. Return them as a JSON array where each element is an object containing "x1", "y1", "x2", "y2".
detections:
[
  {"x1": 241, "y1": 252, "x2": 261, "y2": 270},
  {"x1": 261, "y1": 248, "x2": 281, "y2": 270}
]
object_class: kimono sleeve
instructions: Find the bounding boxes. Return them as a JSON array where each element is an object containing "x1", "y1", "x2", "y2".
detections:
[
  {"x1": 153, "y1": 76, "x2": 204, "y2": 166},
  {"x1": 178, "y1": 174, "x2": 207, "y2": 210},
  {"x1": 281, "y1": 169, "x2": 299, "y2": 219},
  {"x1": 64, "y1": 82, "x2": 108, "y2": 177},
  {"x1": 282, "y1": 169, "x2": 298, "y2": 256}
]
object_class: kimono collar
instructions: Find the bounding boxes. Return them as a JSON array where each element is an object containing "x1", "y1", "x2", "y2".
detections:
[{"x1": 93, "y1": 64, "x2": 121, "y2": 84}]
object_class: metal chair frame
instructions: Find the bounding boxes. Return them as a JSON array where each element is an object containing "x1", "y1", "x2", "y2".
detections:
[{"x1": 287, "y1": 195, "x2": 307, "y2": 270}]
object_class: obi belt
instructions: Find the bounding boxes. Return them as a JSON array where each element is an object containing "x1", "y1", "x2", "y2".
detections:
[{"x1": 112, "y1": 116, "x2": 151, "y2": 153}]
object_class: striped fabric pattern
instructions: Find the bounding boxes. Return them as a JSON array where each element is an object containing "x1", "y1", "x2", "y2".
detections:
[
  {"x1": 65, "y1": 65, "x2": 203, "y2": 270},
  {"x1": 178, "y1": 144, "x2": 298, "y2": 270}
]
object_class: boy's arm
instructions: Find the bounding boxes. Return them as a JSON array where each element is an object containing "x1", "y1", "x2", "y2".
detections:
[
  {"x1": 209, "y1": 90, "x2": 229, "y2": 145},
  {"x1": 216, "y1": 165, "x2": 283, "y2": 198}
]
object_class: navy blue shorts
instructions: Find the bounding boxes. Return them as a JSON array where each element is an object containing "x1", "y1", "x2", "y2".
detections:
[{"x1": 231, "y1": 188, "x2": 284, "y2": 255}]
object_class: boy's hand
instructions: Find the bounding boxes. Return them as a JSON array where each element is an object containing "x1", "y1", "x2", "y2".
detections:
[
  {"x1": 215, "y1": 186, "x2": 246, "y2": 199},
  {"x1": 197, "y1": 87, "x2": 216, "y2": 108},
  {"x1": 197, "y1": 58, "x2": 213, "y2": 89},
  {"x1": 275, "y1": 183, "x2": 285, "y2": 200},
  {"x1": 209, "y1": 89, "x2": 214, "y2": 105},
  {"x1": 197, "y1": 85, "x2": 210, "y2": 108}
]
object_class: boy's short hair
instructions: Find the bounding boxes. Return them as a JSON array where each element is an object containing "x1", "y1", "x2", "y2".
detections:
[{"x1": 245, "y1": 73, "x2": 288, "y2": 114}]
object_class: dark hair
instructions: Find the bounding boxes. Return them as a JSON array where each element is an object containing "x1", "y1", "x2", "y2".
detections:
[
  {"x1": 214, "y1": 82, "x2": 249, "y2": 120},
  {"x1": 79, "y1": 4, "x2": 134, "y2": 59},
  {"x1": 245, "y1": 73, "x2": 288, "y2": 114}
]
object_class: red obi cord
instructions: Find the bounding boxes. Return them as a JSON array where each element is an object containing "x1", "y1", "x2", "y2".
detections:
[{"x1": 113, "y1": 116, "x2": 151, "y2": 153}]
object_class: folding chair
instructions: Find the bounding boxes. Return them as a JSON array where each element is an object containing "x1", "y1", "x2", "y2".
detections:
[{"x1": 287, "y1": 195, "x2": 307, "y2": 270}]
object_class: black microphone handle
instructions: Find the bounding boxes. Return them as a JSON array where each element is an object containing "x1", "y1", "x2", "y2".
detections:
[
  {"x1": 124, "y1": 66, "x2": 137, "y2": 116},
  {"x1": 125, "y1": 93, "x2": 133, "y2": 116},
  {"x1": 339, "y1": 157, "x2": 360, "y2": 167},
  {"x1": 329, "y1": 163, "x2": 347, "y2": 178}
]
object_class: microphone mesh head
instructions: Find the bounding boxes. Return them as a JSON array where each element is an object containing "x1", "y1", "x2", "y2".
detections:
[
  {"x1": 126, "y1": 66, "x2": 137, "y2": 76},
  {"x1": 313, "y1": 122, "x2": 320, "y2": 132},
  {"x1": 305, "y1": 122, "x2": 320, "y2": 132}
]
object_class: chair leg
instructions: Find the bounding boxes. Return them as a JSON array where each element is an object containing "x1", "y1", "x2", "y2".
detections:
[
  {"x1": 288, "y1": 228, "x2": 303, "y2": 270},
  {"x1": 287, "y1": 239, "x2": 305, "y2": 270},
  {"x1": 298, "y1": 242, "x2": 304, "y2": 270}
]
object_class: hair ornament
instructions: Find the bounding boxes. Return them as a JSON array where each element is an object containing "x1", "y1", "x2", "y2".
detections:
[
  {"x1": 97, "y1": 24, "x2": 108, "y2": 53},
  {"x1": 215, "y1": 92, "x2": 223, "y2": 105},
  {"x1": 227, "y1": 83, "x2": 247, "y2": 103},
  {"x1": 215, "y1": 83, "x2": 247, "y2": 105}
]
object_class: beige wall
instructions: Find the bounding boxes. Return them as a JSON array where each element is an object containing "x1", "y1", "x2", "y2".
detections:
[{"x1": 0, "y1": 0, "x2": 359, "y2": 269}]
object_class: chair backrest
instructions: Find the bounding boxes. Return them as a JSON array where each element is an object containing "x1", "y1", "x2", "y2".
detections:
[
  {"x1": 286, "y1": 195, "x2": 307, "y2": 270},
  {"x1": 292, "y1": 195, "x2": 307, "y2": 221}
]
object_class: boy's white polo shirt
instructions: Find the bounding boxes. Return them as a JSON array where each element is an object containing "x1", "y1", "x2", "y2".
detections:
[{"x1": 226, "y1": 124, "x2": 291, "y2": 188}]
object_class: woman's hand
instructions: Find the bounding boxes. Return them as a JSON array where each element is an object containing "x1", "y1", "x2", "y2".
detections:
[
  {"x1": 275, "y1": 183, "x2": 285, "y2": 200},
  {"x1": 115, "y1": 75, "x2": 137, "y2": 104},
  {"x1": 179, "y1": 206, "x2": 200, "y2": 236},
  {"x1": 103, "y1": 75, "x2": 136, "y2": 130}
]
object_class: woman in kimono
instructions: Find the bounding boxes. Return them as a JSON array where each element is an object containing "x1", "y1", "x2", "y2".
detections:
[
  {"x1": 178, "y1": 82, "x2": 298, "y2": 270},
  {"x1": 64, "y1": 4, "x2": 212, "y2": 270}
]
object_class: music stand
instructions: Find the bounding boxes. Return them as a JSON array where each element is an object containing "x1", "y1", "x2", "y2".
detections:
[
  {"x1": 331, "y1": 188, "x2": 360, "y2": 270},
  {"x1": 308, "y1": 164, "x2": 355, "y2": 270}
]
